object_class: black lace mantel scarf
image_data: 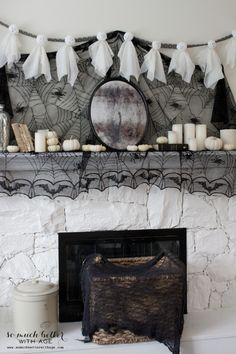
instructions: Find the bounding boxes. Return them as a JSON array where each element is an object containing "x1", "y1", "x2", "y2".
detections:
[
  {"x1": 0, "y1": 150, "x2": 236, "y2": 199},
  {"x1": 0, "y1": 30, "x2": 236, "y2": 199}
]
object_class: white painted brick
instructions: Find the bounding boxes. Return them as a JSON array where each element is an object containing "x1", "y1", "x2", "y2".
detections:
[
  {"x1": 0, "y1": 188, "x2": 235, "y2": 313},
  {"x1": 222, "y1": 280, "x2": 236, "y2": 307},
  {"x1": 31, "y1": 249, "x2": 58, "y2": 281},
  {"x1": 34, "y1": 233, "x2": 58, "y2": 251},
  {"x1": 147, "y1": 187, "x2": 182, "y2": 228},
  {"x1": 65, "y1": 200, "x2": 148, "y2": 231},
  {"x1": 181, "y1": 193, "x2": 217, "y2": 228},
  {"x1": 36, "y1": 198, "x2": 65, "y2": 233},
  {"x1": 108, "y1": 185, "x2": 149, "y2": 205},
  {"x1": 188, "y1": 275, "x2": 211, "y2": 311},
  {"x1": 0, "y1": 253, "x2": 38, "y2": 279},
  {"x1": 187, "y1": 253, "x2": 208, "y2": 274},
  {"x1": 0, "y1": 196, "x2": 65, "y2": 234},
  {"x1": 206, "y1": 254, "x2": 236, "y2": 281},
  {"x1": 0, "y1": 234, "x2": 34, "y2": 257},
  {"x1": 211, "y1": 281, "x2": 228, "y2": 293},
  {"x1": 222, "y1": 222, "x2": 236, "y2": 255},
  {"x1": 0, "y1": 279, "x2": 14, "y2": 306},
  {"x1": 80, "y1": 188, "x2": 109, "y2": 201},
  {"x1": 209, "y1": 291, "x2": 222, "y2": 309},
  {"x1": 187, "y1": 231, "x2": 195, "y2": 254},
  {"x1": 211, "y1": 195, "x2": 229, "y2": 222},
  {"x1": 195, "y1": 229, "x2": 228, "y2": 255},
  {"x1": 0, "y1": 307, "x2": 13, "y2": 324},
  {"x1": 223, "y1": 222, "x2": 236, "y2": 241},
  {"x1": 228, "y1": 196, "x2": 236, "y2": 221}
]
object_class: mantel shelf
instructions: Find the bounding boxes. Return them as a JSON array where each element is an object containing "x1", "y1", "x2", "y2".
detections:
[{"x1": 0, "y1": 150, "x2": 235, "y2": 199}]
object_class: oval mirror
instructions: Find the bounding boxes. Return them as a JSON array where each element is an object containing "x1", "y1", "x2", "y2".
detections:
[{"x1": 89, "y1": 79, "x2": 148, "y2": 150}]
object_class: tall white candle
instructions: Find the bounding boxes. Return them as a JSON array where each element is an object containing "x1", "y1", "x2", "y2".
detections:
[
  {"x1": 172, "y1": 124, "x2": 183, "y2": 144},
  {"x1": 196, "y1": 124, "x2": 207, "y2": 150},
  {"x1": 188, "y1": 138, "x2": 197, "y2": 151},
  {"x1": 35, "y1": 132, "x2": 46, "y2": 152},
  {"x1": 168, "y1": 131, "x2": 178, "y2": 144},
  {"x1": 184, "y1": 123, "x2": 195, "y2": 144}
]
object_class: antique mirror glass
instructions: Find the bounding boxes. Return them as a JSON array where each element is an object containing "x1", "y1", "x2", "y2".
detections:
[{"x1": 89, "y1": 79, "x2": 148, "y2": 150}]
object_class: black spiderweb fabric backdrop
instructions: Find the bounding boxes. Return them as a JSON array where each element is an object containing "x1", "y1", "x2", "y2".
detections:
[
  {"x1": 0, "y1": 30, "x2": 236, "y2": 199},
  {"x1": 3, "y1": 31, "x2": 236, "y2": 143}
]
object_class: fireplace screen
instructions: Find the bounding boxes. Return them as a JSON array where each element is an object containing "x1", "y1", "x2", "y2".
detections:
[{"x1": 58, "y1": 228, "x2": 187, "y2": 322}]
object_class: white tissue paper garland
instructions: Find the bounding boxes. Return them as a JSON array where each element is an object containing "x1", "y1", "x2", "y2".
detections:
[
  {"x1": 118, "y1": 32, "x2": 141, "y2": 81},
  {"x1": 0, "y1": 24, "x2": 21, "y2": 68},
  {"x1": 225, "y1": 31, "x2": 236, "y2": 69},
  {"x1": 56, "y1": 36, "x2": 79, "y2": 86},
  {"x1": 141, "y1": 41, "x2": 166, "y2": 83},
  {"x1": 23, "y1": 34, "x2": 51, "y2": 82},
  {"x1": 198, "y1": 40, "x2": 224, "y2": 89},
  {"x1": 168, "y1": 42, "x2": 195, "y2": 83},
  {"x1": 89, "y1": 32, "x2": 114, "y2": 77}
]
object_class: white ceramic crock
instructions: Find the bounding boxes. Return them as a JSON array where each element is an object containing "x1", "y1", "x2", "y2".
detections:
[
  {"x1": 220, "y1": 129, "x2": 236, "y2": 148},
  {"x1": 13, "y1": 279, "x2": 59, "y2": 339}
]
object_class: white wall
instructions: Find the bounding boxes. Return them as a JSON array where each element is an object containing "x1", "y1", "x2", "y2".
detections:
[{"x1": 0, "y1": 0, "x2": 236, "y2": 95}]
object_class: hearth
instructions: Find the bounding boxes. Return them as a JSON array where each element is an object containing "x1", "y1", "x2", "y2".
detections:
[{"x1": 58, "y1": 228, "x2": 187, "y2": 322}]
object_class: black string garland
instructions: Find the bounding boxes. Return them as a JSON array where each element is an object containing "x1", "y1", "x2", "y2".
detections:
[{"x1": 0, "y1": 19, "x2": 233, "y2": 49}]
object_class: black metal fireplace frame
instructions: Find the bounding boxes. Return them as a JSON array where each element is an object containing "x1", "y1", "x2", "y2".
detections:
[{"x1": 58, "y1": 228, "x2": 187, "y2": 322}]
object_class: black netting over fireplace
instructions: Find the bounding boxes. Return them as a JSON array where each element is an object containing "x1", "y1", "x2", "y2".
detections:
[
  {"x1": 81, "y1": 252, "x2": 185, "y2": 354},
  {"x1": 58, "y1": 228, "x2": 187, "y2": 323}
]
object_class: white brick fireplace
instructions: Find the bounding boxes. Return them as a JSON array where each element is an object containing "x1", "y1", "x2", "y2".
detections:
[{"x1": 0, "y1": 185, "x2": 236, "y2": 321}]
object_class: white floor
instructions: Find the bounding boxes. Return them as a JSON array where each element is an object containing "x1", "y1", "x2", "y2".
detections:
[{"x1": 1, "y1": 307, "x2": 236, "y2": 354}]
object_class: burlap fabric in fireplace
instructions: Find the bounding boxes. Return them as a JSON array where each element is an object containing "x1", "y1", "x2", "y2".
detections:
[{"x1": 81, "y1": 252, "x2": 186, "y2": 354}]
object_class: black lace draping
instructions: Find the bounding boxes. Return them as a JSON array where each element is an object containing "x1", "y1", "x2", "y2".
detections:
[
  {"x1": 81, "y1": 252, "x2": 185, "y2": 354},
  {"x1": 0, "y1": 150, "x2": 235, "y2": 199}
]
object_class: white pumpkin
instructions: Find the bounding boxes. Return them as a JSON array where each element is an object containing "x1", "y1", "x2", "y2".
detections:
[
  {"x1": 152, "y1": 144, "x2": 159, "y2": 151},
  {"x1": 138, "y1": 144, "x2": 152, "y2": 152},
  {"x1": 47, "y1": 131, "x2": 57, "y2": 139},
  {"x1": 7, "y1": 145, "x2": 19, "y2": 153},
  {"x1": 82, "y1": 144, "x2": 91, "y2": 152},
  {"x1": 204, "y1": 137, "x2": 223, "y2": 151},
  {"x1": 156, "y1": 136, "x2": 168, "y2": 144},
  {"x1": 48, "y1": 144, "x2": 60, "y2": 152},
  {"x1": 47, "y1": 137, "x2": 59, "y2": 146},
  {"x1": 90, "y1": 145, "x2": 104, "y2": 152},
  {"x1": 224, "y1": 143, "x2": 235, "y2": 151},
  {"x1": 62, "y1": 139, "x2": 80, "y2": 151},
  {"x1": 127, "y1": 145, "x2": 138, "y2": 152}
]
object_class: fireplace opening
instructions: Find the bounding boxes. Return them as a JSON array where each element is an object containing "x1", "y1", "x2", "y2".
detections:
[{"x1": 58, "y1": 228, "x2": 187, "y2": 322}]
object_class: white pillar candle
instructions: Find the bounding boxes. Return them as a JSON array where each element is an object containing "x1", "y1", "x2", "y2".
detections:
[
  {"x1": 184, "y1": 123, "x2": 195, "y2": 144},
  {"x1": 188, "y1": 138, "x2": 197, "y2": 151},
  {"x1": 37, "y1": 129, "x2": 49, "y2": 138},
  {"x1": 196, "y1": 124, "x2": 207, "y2": 151},
  {"x1": 172, "y1": 124, "x2": 183, "y2": 144},
  {"x1": 35, "y1": 132, "x2": 46, "y2": 152},
  {"x1": 168, "y1": 131, "x2": 178, "y2": 144}
]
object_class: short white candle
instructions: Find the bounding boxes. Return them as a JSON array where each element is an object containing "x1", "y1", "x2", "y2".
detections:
[
  {"x1": 184, "y1": 123, "x2": 195, "y2": 144},
  {"x1": 172, "y1": 124, "x2": 183, "y2": 144},
  {"x1": 188, "y1": 138, "x2": 197, "y2": 151},
  {"x1": 168, "y1": 131, "x2": 178, "y2": 144},
  {"x1": 35, "y1": 132, "x2": 46, "y2": 152},
  {"x1": 196, "y1": 124, "x2": 207, "y2": 151}
]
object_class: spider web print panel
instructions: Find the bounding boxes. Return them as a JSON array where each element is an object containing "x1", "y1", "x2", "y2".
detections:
[{"x1": 4, "y1": 31, "x2": 236, "y2": 144}]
